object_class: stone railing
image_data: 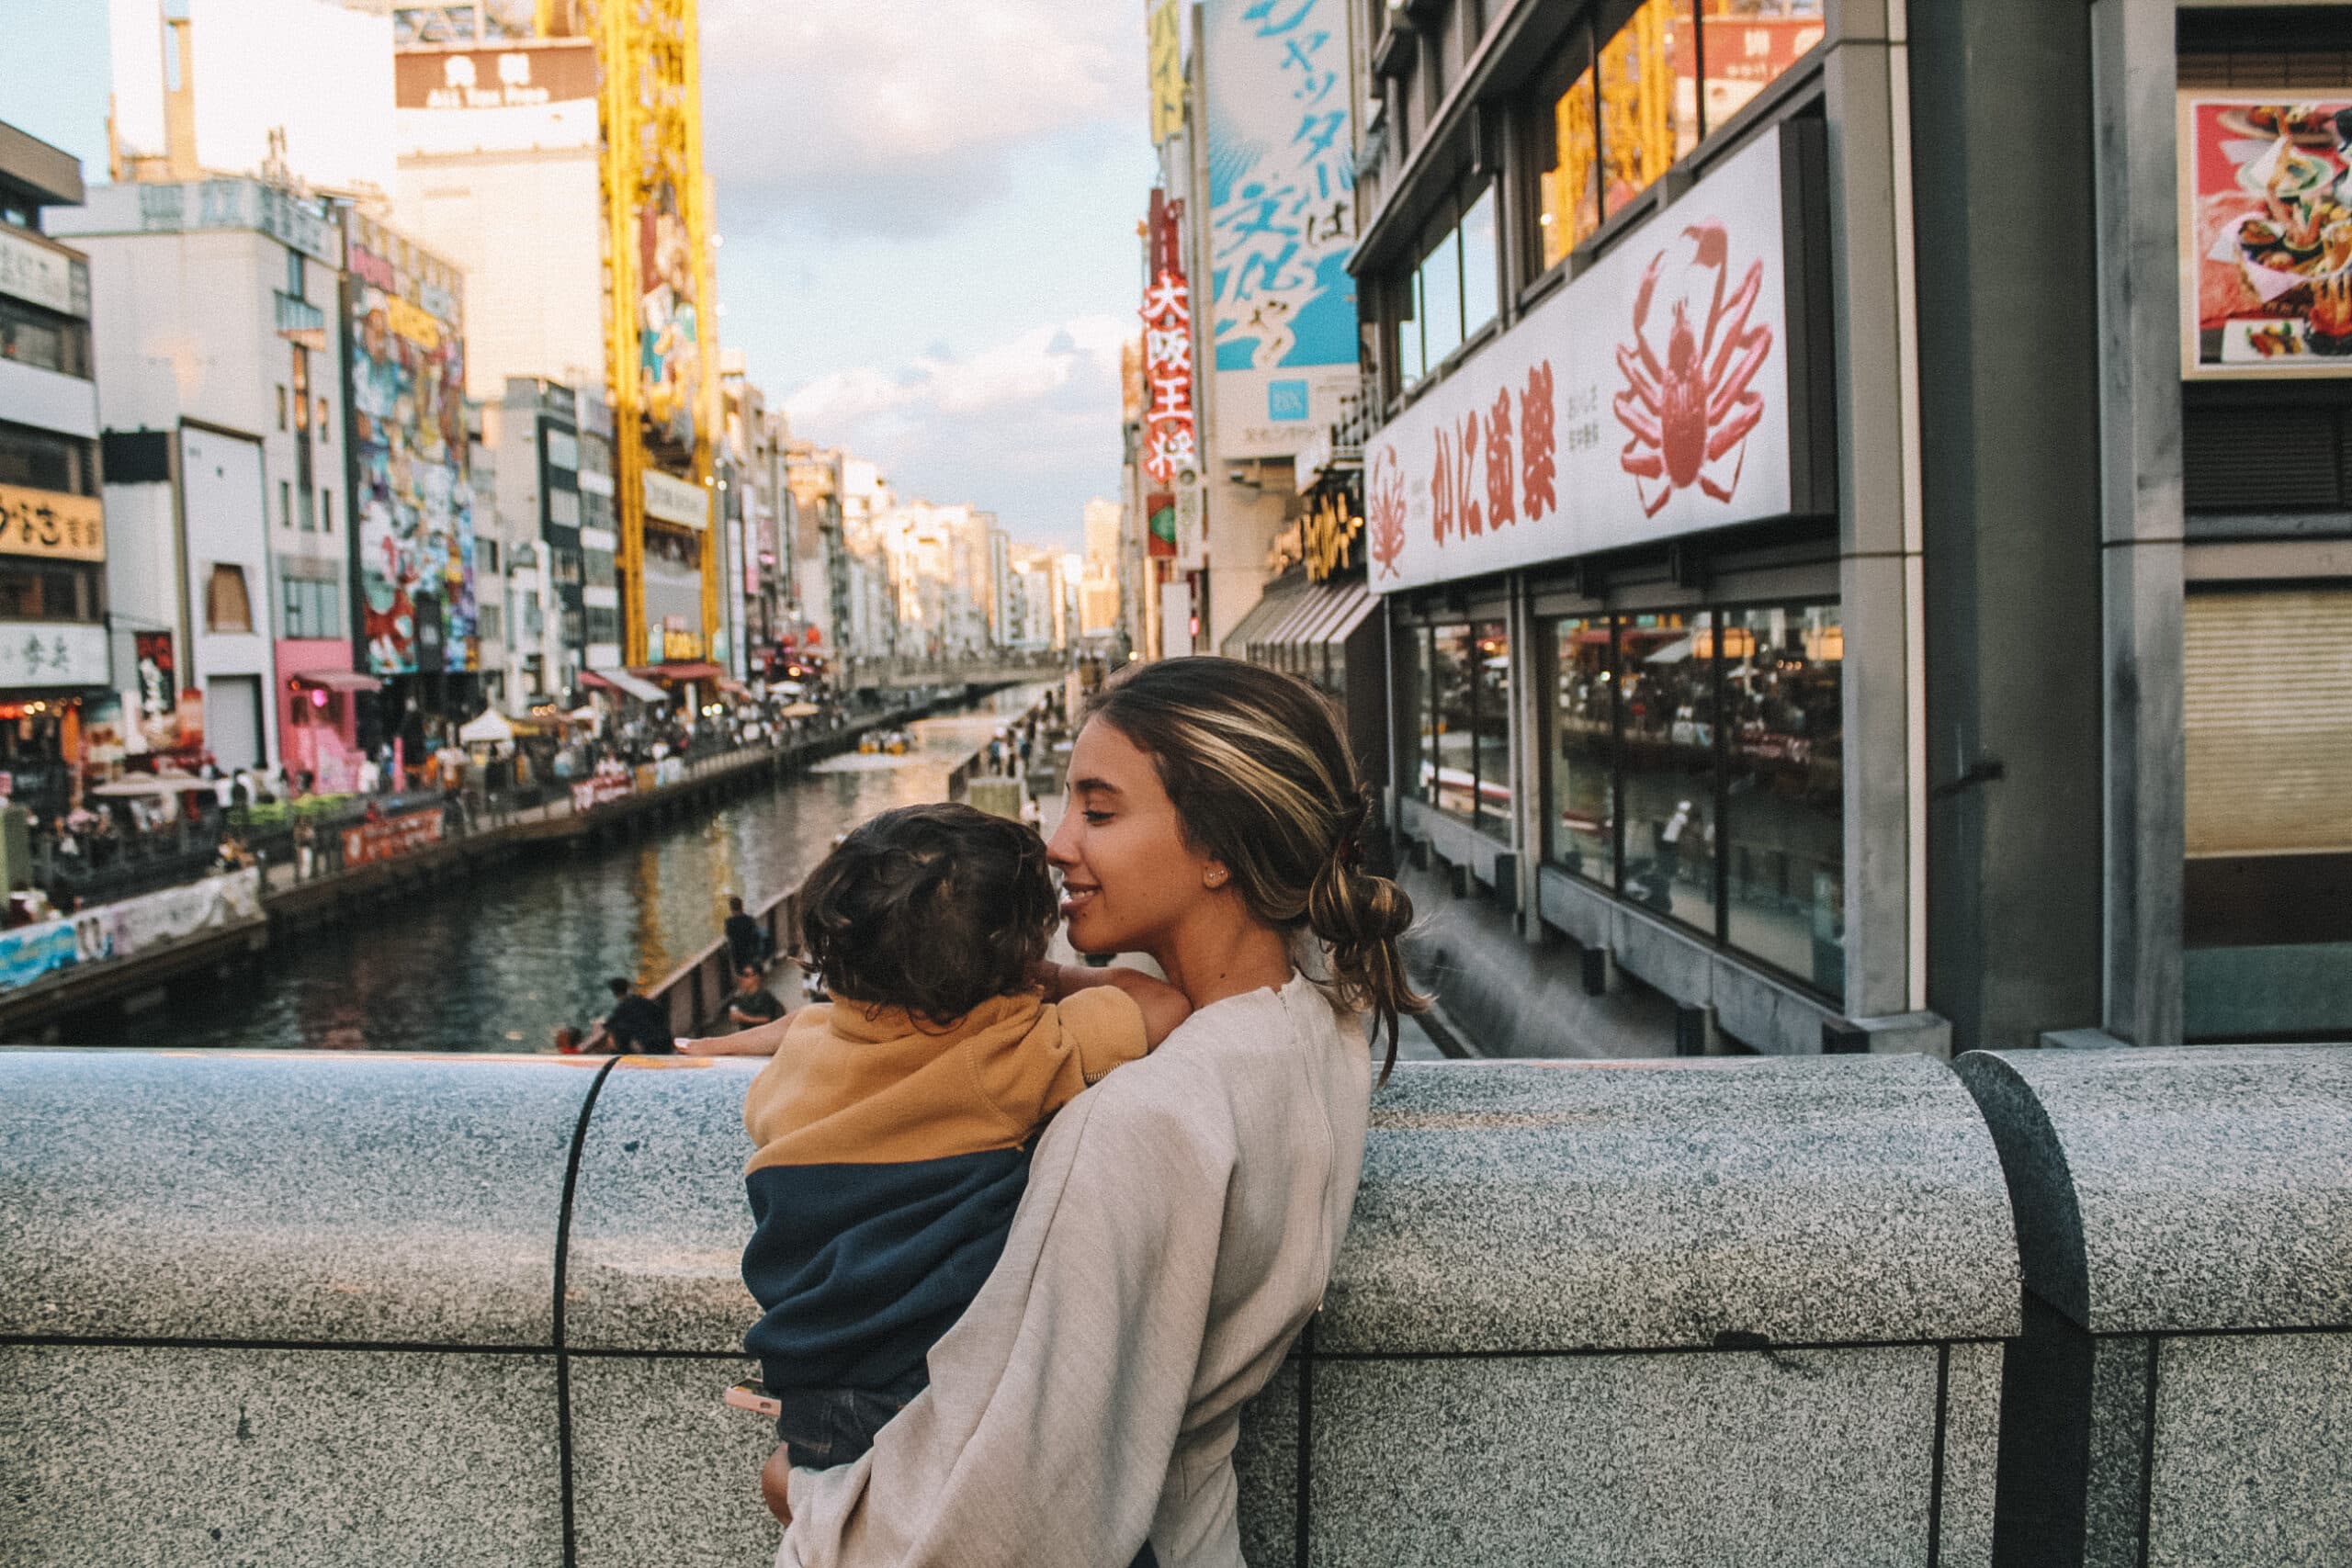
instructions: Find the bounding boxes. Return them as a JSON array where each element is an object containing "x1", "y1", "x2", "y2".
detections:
[{"x1": 0, "y1": 1045, "x2": 2344, "y2": 1566}]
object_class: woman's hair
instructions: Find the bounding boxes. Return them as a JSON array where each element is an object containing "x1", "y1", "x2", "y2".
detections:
[
  {"x1": 1084, "y1": 657, "x2": 1425, "y2": 1079},
  {"x1": 797, "y1": 802, "x2": 1057, "y2": 1024}
]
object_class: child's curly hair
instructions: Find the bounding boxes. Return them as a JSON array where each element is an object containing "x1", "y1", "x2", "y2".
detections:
[{"x1": 797, "y1": 802, "x2": 1057, "y2": 1024}]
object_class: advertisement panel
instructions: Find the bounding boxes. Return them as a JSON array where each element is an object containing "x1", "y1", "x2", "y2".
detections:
[
  {"x1": 1141, "y1": 189, "x2": 1199, "y2": 525},
  {"x1": 0, "y1": 226, "x2": 85, "y2": 318},
  {"x1": 643, "y1": 468, "x2": 708, "y2": 529},
  {"x1": 341, "y1": 807, "x2": 446, "y2": 867},
  {"x1": 2182, "y1": 96, "x2": 2352, "y2": 377},
  {"x1": 0, "y1": 622, "x2": 109, "y2": 688},
  {"x1": 1203, "y1": 0, "x2": 1359, "y2": 457},
  {"x1": 1367, "y1": 129, "x2": 1795, "y2": 592},
  {"x1": 345, "y1": 211, "x2": 478, "y2": 674},
  {"x1": 639, "y1": 177, "x2": 705, "y2": 467},
  {"x1": 1148, "y1": 0, "x2": 1184, "y2": 145},
  {"x1": 0, "y1": 870, "x2": 263, "y2": 994},
  {"x1": 0, "y1": 485, "x2": 106, "y2": 562},
  {"x1": 571, "y1": 773, "x2": 634, "y2": 813}
]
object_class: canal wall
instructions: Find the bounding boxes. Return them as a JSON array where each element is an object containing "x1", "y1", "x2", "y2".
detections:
[
  {"x1": 0, "y1": 694, "x2": 985, "y2": 1041},
  {"x1": 2, "y1": 1044, "x2": 2344, "y2": 1565}
]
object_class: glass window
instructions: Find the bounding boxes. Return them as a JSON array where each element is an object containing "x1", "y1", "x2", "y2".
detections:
[
  {"x1": 1418, "y1": 209, "x2": 1464, "y2": 369},
  {"x1": 1398, "y1": 271, "x2": 1428, "y2": 389},
  {"x1": 1619, "y1": 611, "x2": 1715, "y2": 935},
  {"x1": 1408, "y1": 626, "x2": 1435, "y2": 804},
  {"x1": 1549, "y1": 615, "x2": 1616, "y2": 885},
  {"x1": 207, "y1": 564, "x2": 254, "y2": 634},
  {"x1": 1722, "y1": 603, "x2": 1843, "y2": 991},
  {"x1": 1699, "y1": 1, "x2": 1825, "y2": 128},
  {"x1": 1430, "y1": 624, "x2": 1476, "y2": 819},
  {"x1": 1532, "y1": 41, "x2": 1600, "y2": 270},
  {"x1": 1460, "y1": 186, "x2": 1499, "y2": 340},
  {"x1": 1472, "y1": 619, "x2": 1511, "y2": 839},
  {"x1": 0, "y1": 422, "x2": 92, "y2": 494},
  {"x1": 1599, "y1": 0, "x2": 1700, "y2": 220}
]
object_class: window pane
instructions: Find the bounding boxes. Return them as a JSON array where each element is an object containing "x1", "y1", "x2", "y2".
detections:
[
  {"x1": 1408, "y1": 626, "x2": 1435, "y2": 803},
  {"x1": 1599, "y1": 0, "x2": 1699, "y2": 220},
  {"x1": 1461, "y1": 186, "x2": 1499, "y2": 339},
  {"x1": 1419, "y1": 223, "x2": 1464, "y2": 367},
  {"x1": 1700, "y1": 1, "x2": 1824, "y2": 130},
  {"x1": 1540, "y1": 62, "x2": 1601, "y2": 267},
  {"x1": 1723, "y1": 604, "x2": 1844, "y2": 994},
  {"x1": 1398, "y1": 270, "x2": 1427, "y2": 389},
  {"x1": 1472, "y1": 619, "x2": 1511, "y2": 839},
  {"x1": 1550, "y1": 615, "x2": 1616, "y2": 885},
  {"x1": 1620, "y1": 611, "x2": 1715, "y2": 935},
  {"x1": 1430, "y1": 624, "x2": 1476, "y2": 820}
]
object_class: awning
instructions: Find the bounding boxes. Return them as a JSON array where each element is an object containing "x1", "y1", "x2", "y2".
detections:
[
  {"x1": 582, "y1": 669, "x2": 671, "y2": 705},
  {"x1": 1217, "y1": 578, "x2": 1313, "y2": 660},
  {"x1": 633, "y1": 661, "x2": 722, "y2": 682},
  {"x1": 1249, "y1": 577, "x2": 1378, "y2": 660},
  {"x1": 91, "y1": 774, "x2": 219, "y2": 798},
  {"x1": 457, "y1": 708, "x2": 514, "y2": 745},
  {"x1": 715, "y1": 677, "x2": 752, "y2": 697},
  {"x1": 290, "y1": 670, "x2": 382, "y2": 693}
]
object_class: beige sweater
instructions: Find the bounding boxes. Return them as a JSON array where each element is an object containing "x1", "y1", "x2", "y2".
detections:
[{"x1": 779, "y1": 969, "x2": 1372, "y2": 1568}]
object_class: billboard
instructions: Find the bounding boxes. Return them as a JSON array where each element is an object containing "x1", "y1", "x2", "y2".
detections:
[
  {"x1": 1203, "y1": 0, "x2": 1359, "y2": 457},
  {"x1": 1142, "y1": 189, "x2": 1199, "y2": 503},
  {"x1": 2183, "y1": 96, "x2": 2352, "y2": 377},
  {"x1": 345, "y1": 212, "x2": 478, "y2": 674},
  {"x1": 1366, "y1": 129, "x2": 1796, "y2": 592},
  {"x1": 639, "y1": 178, "x2": 705, "y2": 466},
  {"x1": 1148, "y1": 0, "x2": 1184, "y2": 145}
]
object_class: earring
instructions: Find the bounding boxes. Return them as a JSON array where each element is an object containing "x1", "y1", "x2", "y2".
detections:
[{"x1": 1205, "y1": 868, "x2": 1227, "y2": 888}]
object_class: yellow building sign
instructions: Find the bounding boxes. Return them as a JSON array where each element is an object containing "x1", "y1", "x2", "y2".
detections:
[
  {"x1": 0, "y1": 485, "x2": 105, "y2": 562},
  {"x1": 1302, "y1": 491, "x2": 1359, "y2": 582},
  {"x1": 1148, "y1": 0, "x2": 1184, "y2": 145}
]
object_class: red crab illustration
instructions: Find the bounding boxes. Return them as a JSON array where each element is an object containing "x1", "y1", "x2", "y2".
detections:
[
  {"x1": 1367, "y1": 446, "x2": 1406, "y2": 578},
  {"x1": 1612, "y1": 220, "x2": 1773, "y2": 518}
]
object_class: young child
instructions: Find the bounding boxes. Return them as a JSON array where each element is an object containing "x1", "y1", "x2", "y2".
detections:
[{"x1": 739, "y1": 800, "x2": 1190, "y2": 1511}]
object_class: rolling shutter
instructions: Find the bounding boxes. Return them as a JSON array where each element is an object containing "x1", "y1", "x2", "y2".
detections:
[{"x1": 2183, "y1": 587, "x2": 2352, "y2": 856}]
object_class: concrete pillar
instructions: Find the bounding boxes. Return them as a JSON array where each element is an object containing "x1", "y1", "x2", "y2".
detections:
[
  {"x1": 2089, "y1": 0, "x2": 2186, "y2": 1047},
  {"x1": 1909, "y1": 0, "x2": 2106, "y2": 1054},
  {"x1": 1822, "y1": 2, "x2": 1928, "y2": 1023}
]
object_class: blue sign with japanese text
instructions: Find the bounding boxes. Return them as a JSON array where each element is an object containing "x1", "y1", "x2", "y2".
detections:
[{"x1": 1205, "y1": 0, "x2": 1359, "y2": 456}]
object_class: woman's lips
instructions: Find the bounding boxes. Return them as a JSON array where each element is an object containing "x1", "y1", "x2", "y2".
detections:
[{"x1": 1058, "y1": 884, "x2": 1099, "y2": 917}]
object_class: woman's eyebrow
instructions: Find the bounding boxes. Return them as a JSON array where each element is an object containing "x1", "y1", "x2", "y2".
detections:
[{"x1": 1069, "y1": 777, "x2": 1124, "y2": 798}]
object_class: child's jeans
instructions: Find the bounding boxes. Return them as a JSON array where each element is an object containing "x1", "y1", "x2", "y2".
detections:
[{"x1": 774, "y1": 1367, "x2": 930, "y2": 1470}]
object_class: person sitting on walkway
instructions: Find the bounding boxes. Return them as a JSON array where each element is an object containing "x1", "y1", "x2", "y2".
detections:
[
  {"x1": 601, "y1": 977, "x2": 674, "y2": 1055},
  {"x1": 726, "y1": 964, "x2": 786, "y2": 1032},
  {"x1": 738, "y1": 802, "x2": 1192, "y2": 1521}
]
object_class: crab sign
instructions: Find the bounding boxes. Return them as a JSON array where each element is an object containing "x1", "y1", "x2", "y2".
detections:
[{"x1": 1612, "y1": 220, "x2": 1773, "y2": 519}]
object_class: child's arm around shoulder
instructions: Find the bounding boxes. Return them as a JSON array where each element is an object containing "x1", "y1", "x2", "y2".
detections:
[{"x1": 1039, "y1": 962, "x2": 1192, "y2": 1048}]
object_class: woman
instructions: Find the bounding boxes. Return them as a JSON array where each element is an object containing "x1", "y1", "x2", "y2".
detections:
[{"x1": 775, "y1": 657, "x2": 1421, "y2": 1568}]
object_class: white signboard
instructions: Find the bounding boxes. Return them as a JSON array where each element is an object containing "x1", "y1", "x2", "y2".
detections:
[
  {"x1": 1367, "y1": 128, "x2": 1796, "y2": 593},
  {"x1": 0, "y1": 621, "x2": 109, "y2": 688},
  {"x1": 0, "y1": 227, "x2": 84, "y2": 318},
  {"x1": 643, "y1": 468, "x2": 707, "y2": 530}
]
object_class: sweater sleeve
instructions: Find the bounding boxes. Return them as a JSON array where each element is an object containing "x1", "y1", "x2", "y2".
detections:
[
  {"x1": 778, "y1": 1071, "x2": 1233, "y2": 1568},
  {"x1": 968, "y1": 988, "x2": 1150, "y2": 1134}
]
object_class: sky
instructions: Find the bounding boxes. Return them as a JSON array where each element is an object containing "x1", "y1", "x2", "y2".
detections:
[{"x1": 0, "y1": 0, "x2": 1153, "y2": 553}]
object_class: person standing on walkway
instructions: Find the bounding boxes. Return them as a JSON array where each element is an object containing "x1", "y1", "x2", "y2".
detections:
[
  {"x1": 724, "y1": 896, "x2": 765, "y2": 973},
  {"x1": 725, "y1": 964, "x2": 787, "y2": 1032}
]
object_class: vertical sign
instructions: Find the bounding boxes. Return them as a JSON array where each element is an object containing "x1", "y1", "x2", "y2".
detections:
[
  {"x1": 1204, "y1": 0, "x2": 1357, "y2": 457},
  {"x1": 1141, "y1": 186, "x2": 1197, "y2": 562},
  {"x1": 1148, "y1": 0, "x2": 1185, "y2": 144}
]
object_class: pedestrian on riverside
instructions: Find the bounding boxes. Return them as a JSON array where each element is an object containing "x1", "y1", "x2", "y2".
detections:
[
  {"x1": 601, "y1": 977, "x2": 674, "y2": 1055},
  {"x1": 724, "y1": 896, "x2": 764, "y2": 974},
  {"x1": 762, "y1": 659, "x2": 1420, "y2": 1568},
  {"x1": 725, "y1": 964, "x2": 786, "y2": 1032},
  {"x1": 737, "y1": 802, "x2": 1193, "y2": 1529}
]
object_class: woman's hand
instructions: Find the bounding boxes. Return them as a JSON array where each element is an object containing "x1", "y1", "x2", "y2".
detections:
[{"x1": 761, "y1": 1441, "x2": 794, "y2": 1527}]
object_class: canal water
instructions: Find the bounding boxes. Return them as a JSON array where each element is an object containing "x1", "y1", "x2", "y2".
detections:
[{"x1": 77, "y1": 688, "x2": 1048, "y2": 1054}]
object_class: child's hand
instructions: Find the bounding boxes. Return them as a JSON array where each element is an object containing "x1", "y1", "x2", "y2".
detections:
[
  {"x1": 1101, "y1": 967, "x2": 1193, "y2": 1050},
  {"x1": 761, "y1": 1441, "x2": 794, "y2": 1527}
]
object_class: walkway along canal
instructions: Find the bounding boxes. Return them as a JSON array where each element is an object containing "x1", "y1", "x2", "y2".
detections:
[{"x1": 22, "y1": 687, "x2": 1046, "y2": 1052}]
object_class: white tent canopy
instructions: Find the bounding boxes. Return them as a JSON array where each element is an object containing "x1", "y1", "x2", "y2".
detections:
[{"x1": 457, "y1": 708, "x2": 515, "y2": 745}]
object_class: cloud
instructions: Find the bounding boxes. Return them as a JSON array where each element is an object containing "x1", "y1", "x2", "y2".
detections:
[
  {"x1": 703, "y1": 0, "x2": 1146, "y2": 241},
  {"x1": 782, "y1": 315, "x2": 1131, "y2": 541}
]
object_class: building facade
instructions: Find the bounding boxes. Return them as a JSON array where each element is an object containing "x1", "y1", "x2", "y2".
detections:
[{"x1": 0, "y1": 126, "x2": 113, "y2": 821}]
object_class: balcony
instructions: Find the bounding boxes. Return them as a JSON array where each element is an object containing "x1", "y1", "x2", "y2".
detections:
[
  {"x1": 1291, "y1": 378, "x2": 1383, "y2": 494},
  {"x1": 273, "y1": 290, "x2": 326, "y2": 352}
]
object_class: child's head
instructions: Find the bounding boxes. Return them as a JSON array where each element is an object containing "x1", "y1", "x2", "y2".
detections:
[{"x1": 798, "y1": 802, "x2": 1056, "y2": 1023}]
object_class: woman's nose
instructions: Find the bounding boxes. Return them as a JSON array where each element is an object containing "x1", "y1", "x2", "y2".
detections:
[{"x1": 1044, "y1": 808, "x2": 1079, "y2": 867}]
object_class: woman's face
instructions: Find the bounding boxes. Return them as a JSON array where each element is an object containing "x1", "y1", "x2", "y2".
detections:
[{"x1": 1046, "y1": 718, "x2": 1221, "y2": 957}]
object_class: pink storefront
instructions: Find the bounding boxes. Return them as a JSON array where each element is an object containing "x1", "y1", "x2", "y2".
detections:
[{"x1": 274, "y1": 640, "x2": 376, "y2": 794}]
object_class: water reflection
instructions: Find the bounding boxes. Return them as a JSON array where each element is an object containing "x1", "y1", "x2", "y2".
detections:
[{"x1": 74, "y1": 690, "x2": 1046, "y2": 1053}]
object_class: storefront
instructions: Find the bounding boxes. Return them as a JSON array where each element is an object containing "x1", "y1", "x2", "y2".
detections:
[
  {"x1": 279, "y1": 663, "x2": 379, "y2": 794},
  {"x1": 1359, "y1": 42, "x2": 1865, "y2": 1055}
]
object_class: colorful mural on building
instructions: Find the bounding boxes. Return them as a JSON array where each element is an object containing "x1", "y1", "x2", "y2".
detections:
[{"x1": 345, "y1": 213, "x2": 477, "y2": 674}]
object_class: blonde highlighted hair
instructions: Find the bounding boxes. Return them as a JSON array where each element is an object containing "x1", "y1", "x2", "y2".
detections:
[{"x1": 1084, "y1": 657, "x2": 1426, "y2": 1080}]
